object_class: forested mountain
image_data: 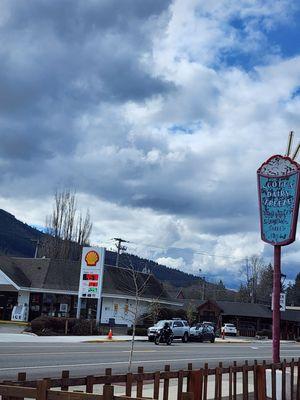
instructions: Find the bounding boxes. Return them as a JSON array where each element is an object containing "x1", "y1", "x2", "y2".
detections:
[
  {"x1": 0, "y1": 209, "x2": 200, "y2": 287},
  {"x1": 0, "y1": 208, "x2": 236, "y2": 299},
  {"x1": 0, "y1": 209, "x2": 41, "y2": 257}
]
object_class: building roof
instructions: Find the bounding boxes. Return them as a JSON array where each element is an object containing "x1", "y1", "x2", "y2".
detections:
[
  {"x1": 179, "y1": 299, "x2": 300, "y2": 323},
  {"x1": 281, "y1": 308, "x2": 300, "y2": 323},
  {"x1": 0, "y1": 255, "x2": 31, "y2": 287},
  {"x1": 217, "y1": 301, "x2": 272, "y2": 319},
  {"x1": 0, "y1": 257, "x2": 173, "y2": 302}
]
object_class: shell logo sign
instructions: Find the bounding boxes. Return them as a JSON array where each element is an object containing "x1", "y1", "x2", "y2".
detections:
[
  {"x1": 79, "y1": 247, "x2": 105, "y2": 299},
  {"x1": 85, "y1": 250, "x2": 100, "y2": 266}
]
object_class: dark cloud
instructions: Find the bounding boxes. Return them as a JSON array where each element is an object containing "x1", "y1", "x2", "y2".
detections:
[
  {"x1": 0, "y1": 0, "x2": 173, "y2": 173},
  {"x1": 1, "y1": 0, "x2": 299, "y2": 286}
]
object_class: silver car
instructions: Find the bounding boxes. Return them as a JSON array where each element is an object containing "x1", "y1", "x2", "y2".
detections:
[{"x1": 147, "y1": 319, "x2": 190, "y2": 343}]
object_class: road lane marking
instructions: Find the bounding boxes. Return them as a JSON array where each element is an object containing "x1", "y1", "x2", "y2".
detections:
[
  {"x1": 0, "y1": 342, "x2": 295, "y2": 348},
  {"x1": 0, "y1": 353, "x2": 299, "y2": 371},
  {"x1": 122, "y1": 350, "x2": 157, "y2": 353}
]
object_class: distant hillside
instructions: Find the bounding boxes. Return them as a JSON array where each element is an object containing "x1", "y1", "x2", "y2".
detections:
[
  {"x1": 106, "y1": 251, "x2": 198, "y2": 287},
  {"x1": 0, "y1": 208, "x2": 235, "y2": 300},
  {"x1": 0, "y1": 209, "x2": 42, "y2": 257},
  {"x1": 0, "y1": 208, "x2": 199, "y2": 287}
]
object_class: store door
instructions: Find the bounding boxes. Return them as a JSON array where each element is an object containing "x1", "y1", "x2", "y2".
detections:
[
  {"x1": 29, "y1": 293, "x2": 43, "y2": 321},
  {"x1": 0, "y1": 292, "x2": 18, "y2": 320}
]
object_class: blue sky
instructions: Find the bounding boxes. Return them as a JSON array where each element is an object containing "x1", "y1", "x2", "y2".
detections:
[{"x1": 1, "y1": 0, "x2": 300, "y2": 288}]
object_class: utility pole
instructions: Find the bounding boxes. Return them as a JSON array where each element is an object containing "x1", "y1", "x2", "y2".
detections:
[
  {"x1": 113, "y1": 238, "x2": 129, "y2": 267},
  {"x1": 202, "y1": 279, "x2": 205, "y2": 301},
  {"x1": 199, "y1": 269, "x2": 206, "y2": 301},
  {"x1": 30, "y1": 239, "x2": 40, "y2": 258}
]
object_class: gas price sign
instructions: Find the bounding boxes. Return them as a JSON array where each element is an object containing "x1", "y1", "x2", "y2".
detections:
[{"x1": 78, "y1": 247, "x2": 105, "y2": 299}]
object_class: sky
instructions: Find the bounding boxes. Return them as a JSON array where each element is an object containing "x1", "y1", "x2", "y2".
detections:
[{"x1": 1, "y1": 0, "x2": 300, "y2": 288}]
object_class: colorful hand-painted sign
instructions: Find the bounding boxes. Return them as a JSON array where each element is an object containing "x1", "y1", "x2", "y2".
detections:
[
  {"x1": 257, "y1": 155, "x2": 300, "y2": 246},
  {"x1": 78, "y1": 247, "x2": 105, "y2": 299}
]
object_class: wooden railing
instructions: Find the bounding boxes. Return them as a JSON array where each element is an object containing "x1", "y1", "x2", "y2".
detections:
[{"x1": 0, "y1": 359, "x2": 299, "y2": 400}]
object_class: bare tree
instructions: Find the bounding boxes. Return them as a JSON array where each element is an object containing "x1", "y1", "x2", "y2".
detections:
[
  {"x1": 148, "y1": 299, "x2": 161, "y2": 325},
  {"x1": 41, "y1": 189, "x2": 92, "y2": 260},
  {"x1": 185, "y1": 301, "x2": 196, "y2": 326},
  {"x1": 118, "y1": 256, "x2": 164, "y2": 372},
  {"x1": 239, "y1": 255, "x2": 266, "y2": 303}
]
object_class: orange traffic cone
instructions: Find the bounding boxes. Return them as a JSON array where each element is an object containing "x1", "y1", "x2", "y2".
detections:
[{"x1": 108, "y1": 328, "x2": 113, "y2": 340}]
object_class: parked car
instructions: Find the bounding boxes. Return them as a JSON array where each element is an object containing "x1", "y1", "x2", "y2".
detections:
[
  {"x1": 190, "y1": 324, "x2": 215, "y2": 343},
  {"x1": 147, "y1": 319, "x2": 190, "y2": 342},
  {"x1": 221, "y1": 323, "x2": 237, "y2": 336},
  {"x1": 201, "y1": 321, "x2": 216, "y2": 330}
]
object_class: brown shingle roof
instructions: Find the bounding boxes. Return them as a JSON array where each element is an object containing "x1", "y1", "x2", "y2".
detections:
[
  {"x1": 0, "y1": 255, "x2": 31, "y2": 287},
  {"x1": 0, "y1": 257, "x2": 171, "y2": 301}
]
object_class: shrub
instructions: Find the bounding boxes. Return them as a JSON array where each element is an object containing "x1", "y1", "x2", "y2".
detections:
[
  {"x1": 127, "y1": 327, "x2": 148, "y2": 336},
  {"x1": 256, "y1": 329, "x2": 272, "y2": 339},
  {"x1": 31, "y1": 316, "x2": 54, "y2": 334},
  {"x1": 70, "y1": 319, "x2": 98, "y2": 335},
  {"x1": 30, "y1": 316, "x2": 99, "y2": 336}
]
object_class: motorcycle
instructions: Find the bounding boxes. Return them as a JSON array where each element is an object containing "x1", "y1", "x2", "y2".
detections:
[{"x1": 154, "y1": 330, "x2": 173, "y2": 345}]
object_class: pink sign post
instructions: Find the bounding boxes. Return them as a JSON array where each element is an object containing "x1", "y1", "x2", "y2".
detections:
[{"x1": 257, "y1": 133, "x2": 300, "y2": 363}]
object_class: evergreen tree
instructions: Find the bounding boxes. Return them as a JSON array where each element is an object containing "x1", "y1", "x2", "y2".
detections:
[
  {"x1": 256, "y1": 263, "x2": 273, "y2": 305},
  {"x1": 236, "y1": 283, "x2": 251, "y2": 302}
]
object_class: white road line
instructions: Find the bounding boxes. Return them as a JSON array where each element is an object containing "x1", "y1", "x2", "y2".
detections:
[
  {"x1": 0, "y1": 343, "x2": 294, "y2": 350},
  {"x1": 0, "y1": 348, "x2": 298, "y2": 357},
  {"x1": 0, "y1": 354, "x2": 298, "y2": 372}
]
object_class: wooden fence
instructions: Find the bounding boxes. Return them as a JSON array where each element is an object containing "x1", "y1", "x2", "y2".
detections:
[{"x1": 0, "y1": 359, "x2": 299, "y2": 400}]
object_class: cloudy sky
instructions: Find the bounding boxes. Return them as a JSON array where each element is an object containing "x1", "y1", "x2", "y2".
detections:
[{"x1": 1, "y1": 0, "x2": 300, "y2": 288}]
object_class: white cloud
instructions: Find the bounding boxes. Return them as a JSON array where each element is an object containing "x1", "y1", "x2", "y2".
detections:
[
  {"x1": 1, "y1": 0, "x2": 300, "y2": 285},
  {"x1": 156, "y1": 256, "x2": 187, "y2": 270}
]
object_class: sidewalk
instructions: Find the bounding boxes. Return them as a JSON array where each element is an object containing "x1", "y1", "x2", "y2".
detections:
[
  {"x1": 0, "y1": 332, "x2": 296, "y2": 344},
  {"x1": 0, "y1": 333, "x2": 147, "y2": 343}
]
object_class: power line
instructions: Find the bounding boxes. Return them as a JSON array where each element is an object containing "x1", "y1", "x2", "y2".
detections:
[{"x1": 124, "y1": 240, "x2": 249, "y2": 262}]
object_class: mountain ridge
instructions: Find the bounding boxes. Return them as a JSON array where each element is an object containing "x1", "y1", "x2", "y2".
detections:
[{"x1": 0, "y1": 208, "x2": 235, "y2": 300}]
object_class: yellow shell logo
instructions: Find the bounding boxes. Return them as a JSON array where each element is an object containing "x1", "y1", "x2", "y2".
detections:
[{"x1": 85, "y1": 250, "x2": 100, "y2": 266}]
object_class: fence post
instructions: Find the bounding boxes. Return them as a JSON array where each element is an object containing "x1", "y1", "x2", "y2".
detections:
[
  {"x1": 126, "y1": 372, "x2": 133, "y2": 397},
  {"x1": 163, "y1": 365, "x2": 170, "y2": 400},
  {"x1": 86, "y1": 375, "x2": 94, "y2": 393},
  {"x1": 297, "y1": 358, "x2": 300, "y2": 400},
  {"x1": 17, "y1": 373, "x2": 26, "y2": 382},
  {"x1": 2, "y1": 381, "x2": 12, "y2": 400},
  {"x1": 137, "y1": 366, "x2": 144, "y2": 399},
  {"x1": 256, "y1": 365, "x2": 266, "y2": 400},
  {"x1": 36, "y1": 379, "x2": 49, "y2": 400},
  {"x1": 181, "y1": 393, "x2": 194, "y2": 400},
  {"x1": 153, "y1": 371, "x2": 160, "y2": 400},
  {"x1": 61, "y1": 370, "x2": 69, "y2": 391},
  {"x1": 103, "y1": 384, "x2": 114, "y2": 400},
  {"x1": 187, "y1": 363, "x2": 193, "y2": 392},
  {"x1": 190, "y1": 370, "x2": 203, "y2": 400},
  {"x1": 105, "y1": 368, "x2": 112, "y2": 385}
]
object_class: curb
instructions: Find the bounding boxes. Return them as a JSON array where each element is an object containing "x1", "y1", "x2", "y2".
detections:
[
  {"x1": 83, "y1": 339, "x2": 132, "y2": 343},
  {"x1": 0, "y1": 320, "x2": 29, "y2": 326}
]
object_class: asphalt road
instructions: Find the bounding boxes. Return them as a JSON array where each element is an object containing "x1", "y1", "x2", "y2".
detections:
[{"x1": 0, "y1": 341, "x2": 299, "y2": 381}]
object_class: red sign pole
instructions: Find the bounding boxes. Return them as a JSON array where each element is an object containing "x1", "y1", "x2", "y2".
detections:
[
  {"x1": 272, "y1": 245, "x2": 281, "y2": 363},
  {"x1": 258, "y1": 135, "x2": 300, "y2": 364}
]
